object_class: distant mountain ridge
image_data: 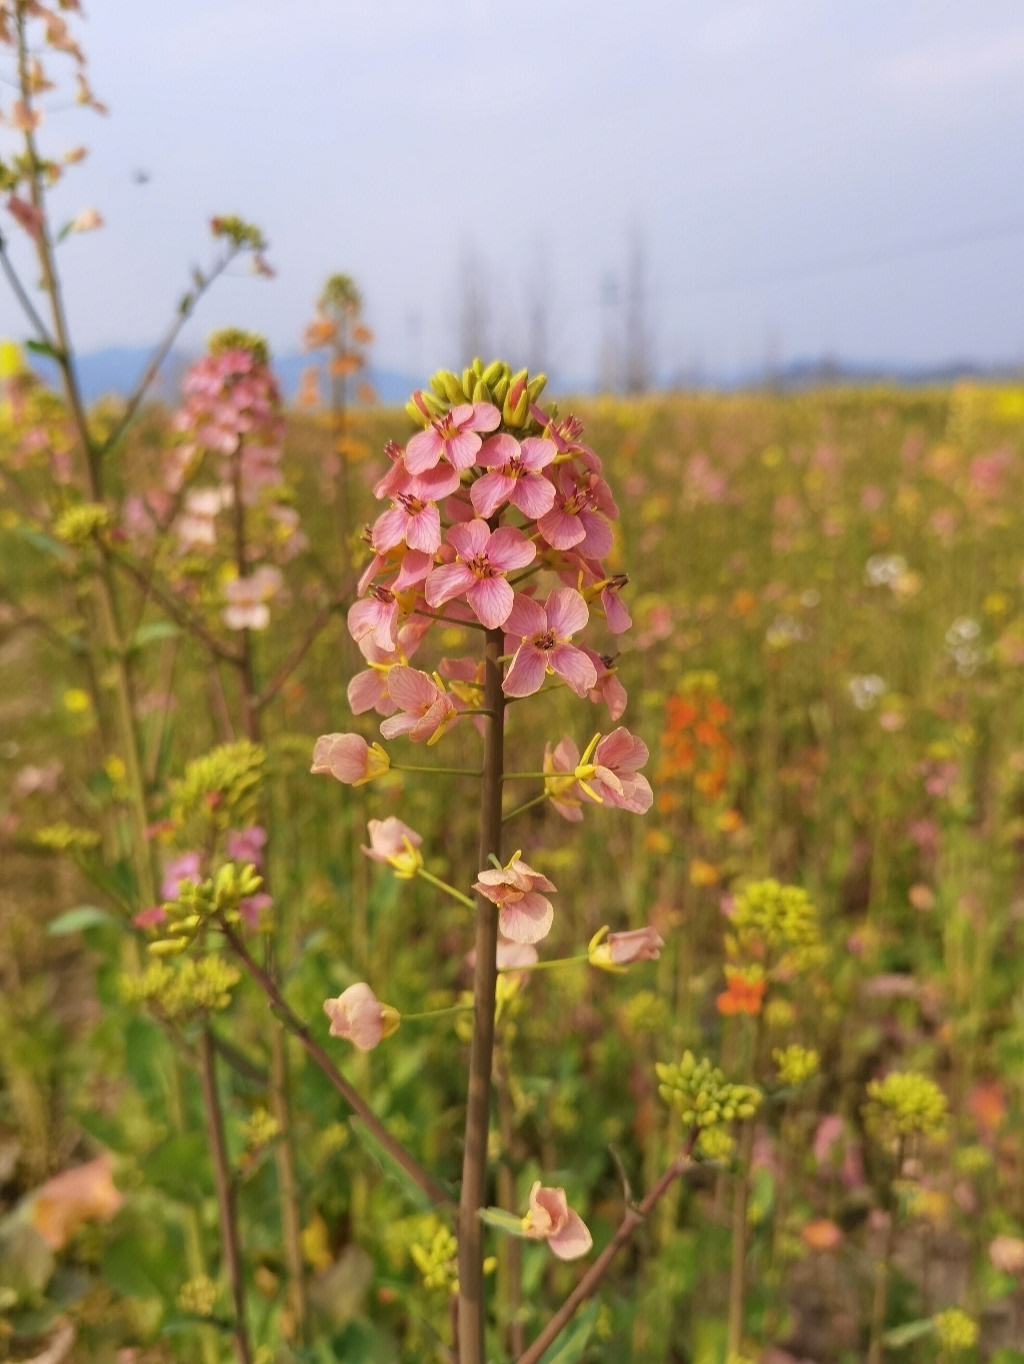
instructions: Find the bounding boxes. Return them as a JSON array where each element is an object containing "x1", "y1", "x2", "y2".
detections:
[{"x1": 29, "y1": 345, "x2": 1023, "y2": 407}]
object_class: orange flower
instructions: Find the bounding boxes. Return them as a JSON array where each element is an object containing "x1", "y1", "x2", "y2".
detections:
[{"x1": 716, "y1": 967, "x2": 766, "y2": 1016}]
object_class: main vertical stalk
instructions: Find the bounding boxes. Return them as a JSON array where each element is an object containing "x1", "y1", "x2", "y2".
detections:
[{"x1": 457, "y1": 624, "x2": 506, "y2": 1363}]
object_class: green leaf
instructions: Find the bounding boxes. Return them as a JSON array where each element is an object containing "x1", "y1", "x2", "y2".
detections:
[
  {"x1": 538, "y1": 1301, "x2": 600, "y2": 1364},
  {"x1": 11, "y1": 523, "x2": 72, "y2": 562},
  {"x1": 883, "y1": 1318, "x2": 935, "y2": 1348},
  {"x1": 48, "y1": 905, "x2": 116, "y2": 935},
  {"x1": 101, "y1": 1227, "x2": 170, "y2": 1301},
  {"x1": 128, "y1": 621, "x2": 181, "y2": 650},
  {"x1": 478, "y1": 1206, "x2": 527, "y2": 1237},
  {"x1": 344, "y1": 1119, "x2": 444, "y2": 1211},
  {"x1": 25, "y1": 338, "x2": 63, "y2": 362},
  {"x1": 141, "y1": 1133, "x2": 213, "y2": 1203}
]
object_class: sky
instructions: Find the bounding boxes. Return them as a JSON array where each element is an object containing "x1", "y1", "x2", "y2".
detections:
[{"x1": 3, "y1": 0, "x2": 1024, "y2": 385}]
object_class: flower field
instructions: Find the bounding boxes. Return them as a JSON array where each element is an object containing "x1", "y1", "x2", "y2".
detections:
[{"x1": 3, "y1": 369, "x2": 1024, "y2": 1363}]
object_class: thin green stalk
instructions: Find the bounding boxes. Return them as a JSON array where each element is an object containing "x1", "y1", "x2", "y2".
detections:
[
  {"x1": 199, "y1": 1028, "x2": 253, "y2": 1364},
  {"x1": 392, "y1": 763, "x2": 484, "y2": 778},
  {"x1": 457, "y1": 623, "x2": 506, "y2": 1363},
  {"x1": 502, "y1": 793, "x2": 548, "y2": 822},
  {"x1": 417, "y1": 867, "x2": 476, "y2": 909},
  {"x1": 401, "y1": 1004, "x2": 476, "y2": 1022}
]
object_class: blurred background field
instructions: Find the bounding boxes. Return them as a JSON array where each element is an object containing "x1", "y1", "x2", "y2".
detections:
[{"x1": 3, "y1": 379, "x2": 1024, "y2": 1361}]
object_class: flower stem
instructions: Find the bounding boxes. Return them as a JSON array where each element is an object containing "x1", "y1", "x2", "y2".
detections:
[
  {"x1": 417, "y1": 867, "x2": 476, "y2": 909},
  {"x1": 401, "y1": 1004, "x2": 475, "y2": 1022},
  {"x1": 515, "y1": 1129, "x2": 701, "y2": 1364},
  {"x1": 499, "y1": 955, "x2": 589, "y2": 974},
  {"x1": 198, "y1": 1028, "x2": 252, "y2": 1364},
  {"x1": 458, "y1": 623, "x2": 506, "y2": 1362},
  {"x1": 502, "y1": 793, "x2": 548, "y2": 823},
  {"x1": 392, "y1": 763, "x2": 484, "y2": 778}
]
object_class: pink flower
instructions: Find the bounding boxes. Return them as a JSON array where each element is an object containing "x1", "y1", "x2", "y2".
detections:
[
  {"x1": 311, "y1": 733, "x2": 390, "y2": 785},
  {"x1": 133, "y1": 905, "x2": 167, "y2": 930},
  {"x1": 226, "y1": 826, "x2": 267, "y2": 868},
  {"x1": 348, "y1": 585, "x2": 399, "y2": 652},
  {"x1": 161, "y1": 851, "x2": 202, "y2": 900},
  {"x1": 323, "y1": 983, "x2": 400, "y2": 1051},
  {"x1": 503, "y1": 589, "x2": 597, "y2": 699},
  {"x1": 542, "y1": 736, "x2": 587, "y2": 822},
  {"x1": 425, "y1": 520, "x2": 535, "y2": 629},
  {"x1": 379, "y1": 667, "x2": 457, "y2": 744},
  {"x1": 222, "y1": 565, "x2": 283, "y2": 630},
  {"x1": 404, "y1": 402, "x2": 500, "y2": 475},
  {"x1": 470, "y1": 434, "x2": 557, "y2": 519},
  {"x1": 474, "y1": 854, "x2": 556, "y2": 944},
  {"x1": 537, "y1": 467, "x2": 614, "y2": 558},
  {"x1": 371, "y1": 494, "x2": 442, "y2": 556},
  {"x1": 582, "y1": 649, "x2": 627, "y2": 720},
  {"x1": 588, "y1": 924, "x2": 664, "y2": 971},
  {"x1": 521, "y1": 1182, "x2": 592, "y2": 1260},
  {"x1": 361, "y1": 817, "x2": 423, "y2": 877},
  {"x1": 586, "y1": 728, "x2": 653, "y2": 814},
  {"x1": 348, "y1": 617, "x2": 430, "y2": 716}
]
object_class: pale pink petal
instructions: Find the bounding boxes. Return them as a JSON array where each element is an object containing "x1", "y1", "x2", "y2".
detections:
[
  {"x1": 503, "y1": 645, "x2": 547, "y2": 697},
  {"x1": 448, "y1": 519, "x2": 490, "y2": 559},
  {"x1": 510, "y1": 474, "x2": 556, "y2": 519},
  {"x1": 445, "y1": 430, "x2": 482, "y2": 471},
  {"x1": 470, "y1": 402, "x2": 501, "y2": 431},
  {"x1": 506, "y1": 593, "x2": 547, "y2": 637},
  {"x1": 405, "y1": 427, "x2": 442, "y2": 474},
  {"x1": 548, "y1": 1211, "x2": 593, "y2": 1260},
  {"x1": 405, "y1": 504, "x2": 442, "y2": 554},
  {"x1": 468, "y1": 576, "x2": 514, "y2": 629},
  {"x1": 425, "y1": 562, "x2": 475, "y2": 608},
  {"x1": 549, "y1": 645, "x2": 598, "y2": 697},
  {"x1": 487, "y1": 525, "x2": 536, "y2": 571},
  {"x1": 393, "y1": 550, "x2": 433, "y2": 589},
  {"x1": 409, "y1": 463, "x2": 461, "y2": 500},
  {"x1": 348, "y1": 669, "x2": 391, "y2": 715},
  {"x1": 545, "y1": 588, "x2": 589, "y2": 638},
  {"x1": 477, "y1": 432, "x2": 519, "y2": 468},
  {"x1": 499, "y1": 892, "x2": 554, "y2": 944},
  {"x1": 386, "y1": 665, "x2": 439, "y2": 711},
  {"x1": 470, "y1": 470, "x2": 513, "y2": 518},
  {"x1": 577, "y1": 512, "x2": 614, "y2": 560},
  {"x1": 371, "y1": 507, "x2": 409, "y2": 553},
  {"x1": 538, "y1": 506, "x2": 586, "y2": 550}
]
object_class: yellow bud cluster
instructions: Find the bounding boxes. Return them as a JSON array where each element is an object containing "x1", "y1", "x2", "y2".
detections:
[
  {"x1": 169, "y1": 740, "x2": 265, "y2": 840},
  {"x1": 731, "y1": 878, "x2": 823, "y2": 971},
  {"x1": 405, "y1": 357, "x2": 549, "y2": 432},
  {"x1": 696, "y1": 1126, "x2": 736, "y2": 1162},
  {"x1": 655, "y1": 1052, "x2": 761, "y2": 1127},
  {"x1": 409, "y1": 1220, "x2": 459, "y2": 1295},
  {"x1": 208, "y1": 327, "x2": 269, "y2": 365},
  {"x1": 122, "y1": 956, "x2": 240, "y2": 1018},
  {"x1": 150, "y1": 862, "x2": 263, "y2": 952},
  {"x1": 773, "y1": 1044, "x2": 820, "y2": 1087},
  {"x1": 54, "y1": 502, "x2": 110, "y2": 544},
  {"x1": 864, "y1": 1071, "x2": 948, "y2": 1143},
  {"x1": 176, "y1": 1274, "x2": 220, "y2": 1318},
  {"x1": 32, "y1": 822, "x2": 101, "y2": 853},
  {"x1": 931, "y1": 1307, "x2": 978, "y2": 1351},
  {"x1": 242, "y1": 1107, "x2": 281, "y2": 1151}
]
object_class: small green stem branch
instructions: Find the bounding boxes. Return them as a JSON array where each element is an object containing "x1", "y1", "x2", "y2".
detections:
[
  {"x1": 222, "y1": 924, "x2": 451, "y2": 1207},
  {"x1": 198, "y1": 1028, "x2": 252, "y2": 1364},
  {"x1": 867, "y1": 1138, "x2": 905, "y2": 1364},
  {"x1": 502, "y1": 793, "x2": 548, "y2": 823},
  {"x1": 499, "y1": 955, "x2": 589, "y2": 974},
  {"x1": 417, "y1": 867, "x2": 476, "y2": 909},
  {"x1": 392, "y1": 763, "x2": 484, "y2": 778},
  {"x1": 515, "y1": 1129, "x2": 701, "y2": 1364},
  {"x1": 401, "y1": 1004, "x2": 476, "y2": 1023},
  {"x1": 458, "y1": 623, "x2": 507, "y2": 1363}
]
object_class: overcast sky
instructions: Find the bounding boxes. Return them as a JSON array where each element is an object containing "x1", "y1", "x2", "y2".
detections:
[{"x1": 3, "y1": 0, "x2": 1024, "y2": 382}]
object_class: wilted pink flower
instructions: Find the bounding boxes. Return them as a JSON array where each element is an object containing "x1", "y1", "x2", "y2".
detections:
[
  {"x1": 588, "y1": 924, "x2": 664, "y2": 970},
  {"x1": 404, "y1": 402, "x2": 500, "y2": 475},
  {"x1": 470, "y1": 433, "x2": 557, "y2": 519},
  {"x1": 474, "y1": 854, "x2": 556, "y2": 944},
  {"x1": 347, "y1": 617, "x2": 431, "y2": 716},
  {"x1": 361, "y1": 817, "x2": 423, "y2": 877},
  {"x1": 222, "y1": 565, "x2": 283, "y2": 630},
  {"x1": 521, "y1": 1182, "x2": 592, "y2": 1260},
  {"x1": 323, "y1": 983, "x2": 399, "y2": 1051},
  {"x1": 542, "y1": 736, "x2": 587, "y2": 822},
  {"x1": 68, "y1": 208, "x2": 103, "y2": 233},
  {"x1": 379, "y1": 667, "x2": 457, "y2": 744},
  {"x1": 7, "y1": 195, "x2": 44, "y2": 241},
  {"x1": 311, "y1": 733, "x2": 390, "y2": 785},
  {"x1": 425, "y1": 520, "x2": 535, "y2": 629},
  {"x1": 503, "y1": 589, "x2": 597, "y2": 699},
  {"x1": 586, "y1": 728, "x2": 653, "y2": 814},
  {"x1": 348, "y1": 585, "x2": 399, "y2": 652},
  {"x1": 582, "y1": 649, "x2": 627, "y2": 720}
]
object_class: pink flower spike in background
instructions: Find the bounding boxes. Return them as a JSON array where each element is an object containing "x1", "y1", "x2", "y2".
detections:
[
  {"x1": 588, "y1": 924, "x2": 664, "y2": 971},
  {"x1": 380, "y1": 667, "x2": 457, "y2": 744},
  {"x1": 474, "y1": 853, "x2": 556, "y2": 944},
  {"x1": 521, "y1": 1182, "x2": 592, "y2": 1260},
  {"x1": 222, "y1": 565, "x2": 284, "y2": 631},
  {"x1": 425, "y1": 520, "x2": 535, "y2": 630},
  {"x1": 503, "y1": 588, "x2": 597, "y2": 698},
  {"x1": 311, "y1": 733, "x2": 390, "y2": 785},
  {"x1": 323, "y1": 983, "x2": 400, "y2": 1051}
]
